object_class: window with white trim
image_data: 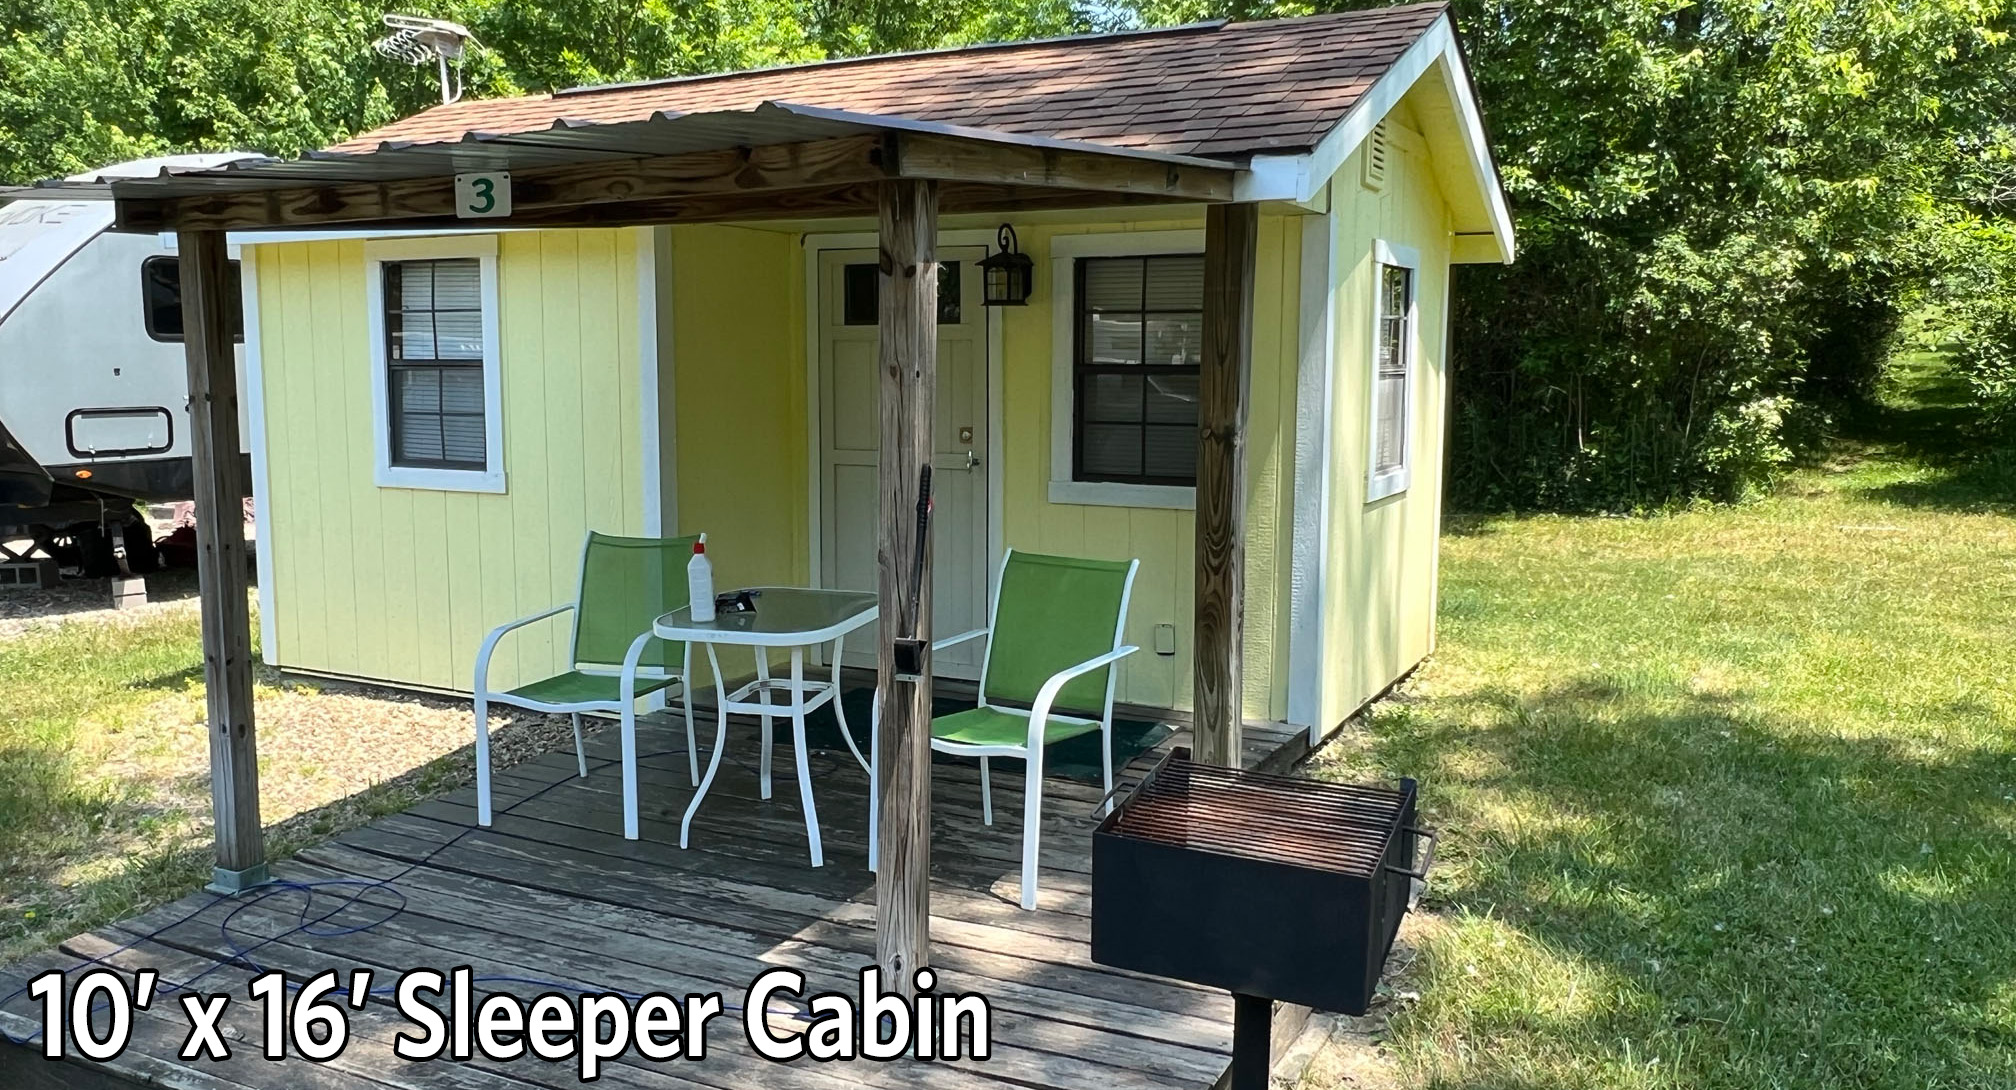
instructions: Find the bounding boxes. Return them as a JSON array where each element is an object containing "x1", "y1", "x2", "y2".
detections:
[
  {"x1": 1046, "y1": 229, "x2": 1205, "y2": 510},
  {"x1": 366, "y1": 236, "x2": 503, "y2": 493},
  {"x1": 1367, "y1": 244, "x2": 1416, "y2": 502}
]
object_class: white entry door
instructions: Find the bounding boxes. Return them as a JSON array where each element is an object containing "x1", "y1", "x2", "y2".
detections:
[{"x1": 818, "y1": 246, "x2": 990, "y2": 676}]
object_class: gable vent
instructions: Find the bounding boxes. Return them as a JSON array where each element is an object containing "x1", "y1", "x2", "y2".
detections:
[{"x1": 1361, "y1": 121, "x2": 1389, "y2": 192}]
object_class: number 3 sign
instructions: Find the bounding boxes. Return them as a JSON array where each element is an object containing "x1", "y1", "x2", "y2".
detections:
[{"x1": 454, "y1": 172, "x2": 512, "y2": 218}]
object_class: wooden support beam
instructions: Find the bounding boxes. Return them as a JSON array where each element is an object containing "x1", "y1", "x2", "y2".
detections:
[
  {"x1": 121, "y1": 136, "x2": 892, "y2": 232},
  {"x1": 894, "y1": 133, "x2": 1237, "y2": 203},
  {"x1": 1192, "y1": 202, "x2": 1258, "y2": 768},
  {"x1": 177, "y1": 229, "x2": 265, "y2": 892},
  {"x1": 116, "y1": 132, "x2": 1237, "y2": 234},
  {"x1": 170, "y1": 181, "x2": 1200, "y2": 236},
  {"x1": 874, "y1": 178, "x2": 938, "y2": 992}
]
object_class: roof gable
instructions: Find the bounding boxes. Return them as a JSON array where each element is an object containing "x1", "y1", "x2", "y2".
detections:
[{"x1": 334, "y1": 5, "x2": 1450, "y2": 160}]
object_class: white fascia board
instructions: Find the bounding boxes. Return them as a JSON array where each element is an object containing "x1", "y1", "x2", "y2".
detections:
[{"x1": 1285, "y1": 13, "x2": 1516, "y2": 264}]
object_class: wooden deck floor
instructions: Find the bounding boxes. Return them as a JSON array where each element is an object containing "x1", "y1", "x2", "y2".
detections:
[{"x1": 1, "y1": 706, "x2": 1305, "y2": 1090}]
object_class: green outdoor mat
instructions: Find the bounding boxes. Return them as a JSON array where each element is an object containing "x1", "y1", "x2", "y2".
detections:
[{"x1": 793, "y1": 686, "x2": 1171, "y2": 785}]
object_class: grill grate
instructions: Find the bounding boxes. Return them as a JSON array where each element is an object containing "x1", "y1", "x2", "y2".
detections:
[{"x1": 1103, "y1": 755, "x2": 1409, "y2": 877}]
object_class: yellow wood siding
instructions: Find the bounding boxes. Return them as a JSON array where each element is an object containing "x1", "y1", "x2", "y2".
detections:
[
  {"x1": 1318, "y1": 112, "x2": 1457, "y2": 729},
  {"x1": 253, "y1": 230, "x2": 646, "y2": 693},
  {"x1": 661, "y1": 224, "x2": 810, "y2": 590}
]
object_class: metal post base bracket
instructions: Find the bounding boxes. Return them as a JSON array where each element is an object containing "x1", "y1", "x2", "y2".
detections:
[{"x1": 205, "y1": 863, "x2": 270, "y2": 895}]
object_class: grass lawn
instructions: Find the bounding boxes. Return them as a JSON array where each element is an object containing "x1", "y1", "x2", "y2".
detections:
[
  {"x1": 1309, "y1": 359, "x2": 2016, "y2": 1088},
  {"x1": 0, "y1": 580, "x2": 570, "y2": 968}
]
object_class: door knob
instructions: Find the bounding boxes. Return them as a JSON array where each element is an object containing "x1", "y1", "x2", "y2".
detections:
[{"x1": 963, "y1": 450, "x2": 981, "y2": 471}]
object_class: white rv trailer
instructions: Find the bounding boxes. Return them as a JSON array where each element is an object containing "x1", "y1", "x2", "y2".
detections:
[{"x1": 0, "y1": 154, "x2": 254, "y2": 576}]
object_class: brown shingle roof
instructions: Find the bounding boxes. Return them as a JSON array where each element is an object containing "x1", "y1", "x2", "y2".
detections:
[{"x1": 335, "y1": 4, "x2": 1448, "y2": 160}]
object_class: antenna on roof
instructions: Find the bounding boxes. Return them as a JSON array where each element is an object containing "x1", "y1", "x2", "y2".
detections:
[{"x1": 374, "y1": 14, "x2": 480, "y2": 105}]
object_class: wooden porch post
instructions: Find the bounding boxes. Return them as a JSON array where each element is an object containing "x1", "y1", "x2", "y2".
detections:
[
  {"x1": 177, "y1": 229, "x2": 265, "y2": 893},
  {"x1": 1193, "y1": 203, "x2": 1258, "y2": 768},
  {"x1": 874, "y1": 178, "x2": 939, "y2": 989}
]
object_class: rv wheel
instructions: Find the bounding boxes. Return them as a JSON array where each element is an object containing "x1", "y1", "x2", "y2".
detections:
[
  {"x1": 72, "y1": 524, "x2": 119, "y2": 579},
  {"x1": 121, "y1": 516, "x2": 160, "y2": 575}
]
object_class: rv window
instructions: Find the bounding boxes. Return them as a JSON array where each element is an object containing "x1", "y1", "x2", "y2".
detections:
[{"x1": 141, "y1": 256, "x2": 244, "y2": 343}]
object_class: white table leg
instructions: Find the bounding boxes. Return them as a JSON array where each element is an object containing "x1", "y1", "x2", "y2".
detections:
[
  {"x1": 682, "y1": 643, "x2": 733, "y2": 850},
  {"x1": 790, "y1": 646, "x2": 824, "y2": 867},
  {"x1": 831, "y1": 633, "x2": 871, "y2": 775},
  {"x1": 755, "y1": 646, "x2": 773, "y2": 800}
]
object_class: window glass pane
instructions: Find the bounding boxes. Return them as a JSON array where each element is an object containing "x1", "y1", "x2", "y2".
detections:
[
  {"x1": 1081, "y1": 258, "x2": 1144, "y2": 311},
  {"x1": 1143, "y1": 424, "x2": 1199, "y2": 479},
  {"x1": 1084, "y1": 373, "x2": 1143, "y2": 423},
  {"x1": 139, "y1": 256, "x2": 244, "y2": 342},
  {"x1": 1374, "y1": 373, "x2": 1405, "y2": 472},
  {"x1": 1143, "y1": 255, "x2": 1205, "y2": 310},
  {"x1": 1072, "y1": 251, "x2": 1203, "y2": 486},
  {"x1": 1081, "y1": 423, "x2": 1144, "y2": 478},
  {"x1": 396, "y1": 368, "x2": 440, "y2": 413},
  {"x1": 433, "y1": 311, "x2": 484, "y2": 359},
  {"x1": 431, "y1": 260, "x2": 481, "y2": 309},
  {"x1": 842, "y1": 260, "x2": 962, "y2": 325},
  {"x1": 937, "y1": 262, "x2": 961, "y2": 325},
  {"x1": 1086, "y1": 313, "x2": 1142, "y2": 366},
  {"x1": 395, "y1": 325, "x2": 436, "y2": 361},
  {"x1": 393, "y1": 261, "x2": 431, "y2": 311},
  {"x1": 441, "y1": 415, "x2": 487, "y2": 463},
  {"x1": 439, "y1": 367, "x2": 484, "y2": 413},
  {"x1": 1145, "y1": 315, "x2": 1202, "y2": 366},
  {"x1": 398, "y1": 416, "x2": 444, "y2": 462},
  {"x1": 843, "y1": 263, "x2": 877, "y2": 325},
  {"x1": 1144, "y1": 374, "x2": 1198, "y2": 423},
  {"x1": 385, "y1": 258, "x2": 488, "y2": 470}
]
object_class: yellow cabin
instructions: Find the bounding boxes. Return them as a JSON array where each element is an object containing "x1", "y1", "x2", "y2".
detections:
[{"x1": 228, "y1": 3, "x2": 1512, "y2": 744}]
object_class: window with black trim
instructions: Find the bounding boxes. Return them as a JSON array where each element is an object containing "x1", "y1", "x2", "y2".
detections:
[
  {"x1": 1370, "y1": 262, "x2": 1414, "y2": 482},
  {"x1": 383, "y1": 259, "x2": 487, "y2": 470},
  {"x1": 841, "y1": 261, "x2": 962, "y2": 325},
  {"x1": 140, "y1": 256, "x2": 244, "y2": 343},
  {"x1": 1072, "y1": 254, "x2": 1203, "y2": 485}
]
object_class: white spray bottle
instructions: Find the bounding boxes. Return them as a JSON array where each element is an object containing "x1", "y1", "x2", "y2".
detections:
[{"x1": 687, "y1": 534, "x2": 715, "y2": 622}]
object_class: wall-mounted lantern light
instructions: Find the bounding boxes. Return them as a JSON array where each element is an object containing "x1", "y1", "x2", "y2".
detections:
[{"x1": 977, "y1": 223, "x2": 1034, "y2": 306}]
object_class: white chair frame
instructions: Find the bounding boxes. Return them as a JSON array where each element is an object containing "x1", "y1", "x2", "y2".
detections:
[
  {"x1": 472, "y1": 533, "x2": 700, "y2": 830},
  {"x1": 869, "y1": 548, "x2": 1139, "y2": 909}
]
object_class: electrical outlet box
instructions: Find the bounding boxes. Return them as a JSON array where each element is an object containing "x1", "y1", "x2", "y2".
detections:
[{"x1": 1153, "y1": 623, "x2": 1177, "y2": 656}]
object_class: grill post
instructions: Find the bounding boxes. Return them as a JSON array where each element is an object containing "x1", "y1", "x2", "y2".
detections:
[{"x1": 1230, "y1": 993, "x2": 1272, "y2": 1090}]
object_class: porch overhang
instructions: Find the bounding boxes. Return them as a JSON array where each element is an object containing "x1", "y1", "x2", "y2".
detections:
[{"x1": 3, "y1": 101, "x2": 1243, "y2": 233}]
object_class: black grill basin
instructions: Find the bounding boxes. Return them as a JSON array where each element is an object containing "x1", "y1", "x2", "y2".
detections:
[{"x1": 1090, "y1": 749, "x2": 1432, "y2": 1017}]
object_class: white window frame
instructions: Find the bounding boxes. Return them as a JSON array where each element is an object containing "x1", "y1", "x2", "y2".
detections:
[
  {"x1": 364, "y1": 235, "x2": 505, "y2": 493},
  {"x1": 1048, "y1": 228, "x2": 1205, "y2": 510},
  {"x1": 1366, "y1": 239, "x2": 1419, "y2": 503}
]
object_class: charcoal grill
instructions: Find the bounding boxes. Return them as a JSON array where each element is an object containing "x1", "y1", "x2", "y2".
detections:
[{"x1": 1090, "y1": 749, "x2": 1434, "y2": 1089}]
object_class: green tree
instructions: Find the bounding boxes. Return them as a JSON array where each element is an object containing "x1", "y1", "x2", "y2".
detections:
[{"x1": 1119, "y1": 0, "x2": 2016, "y2": 507}]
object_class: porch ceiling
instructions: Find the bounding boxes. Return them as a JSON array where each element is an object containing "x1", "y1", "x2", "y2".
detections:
[{"x1": 2, "y1": 102, "x2": 1242, "y2": 234}]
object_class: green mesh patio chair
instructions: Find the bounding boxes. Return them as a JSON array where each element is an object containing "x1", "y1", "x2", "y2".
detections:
[
  {"x1": 473, "y1": 531, "x2": 702, "y2": 832},
  {"x1": 872, "y1": 548, "x2": 1139, "y2": 909}
]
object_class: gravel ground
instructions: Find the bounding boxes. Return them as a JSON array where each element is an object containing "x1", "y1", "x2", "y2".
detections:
[{"x1": 0, "y1": 567, "x2": 202, "y2": 639}]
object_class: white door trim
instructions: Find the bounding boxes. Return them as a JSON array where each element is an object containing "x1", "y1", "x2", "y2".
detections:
[{"x1": 800, "y1": 228, "x2": 1006, "y2": 596}]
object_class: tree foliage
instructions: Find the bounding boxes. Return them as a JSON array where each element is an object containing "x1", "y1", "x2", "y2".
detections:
[
  {"x1": 1128, "y1": 0, "x2": 2015, "y2": 507},
  {"x1": 0, "y1": 0, "x2": 1091, "y2": 184}
]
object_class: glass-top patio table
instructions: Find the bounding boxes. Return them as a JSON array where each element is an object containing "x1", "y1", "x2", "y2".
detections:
[{"x1": 652, "y1": 587, "x2": 878, "y2": 867}]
